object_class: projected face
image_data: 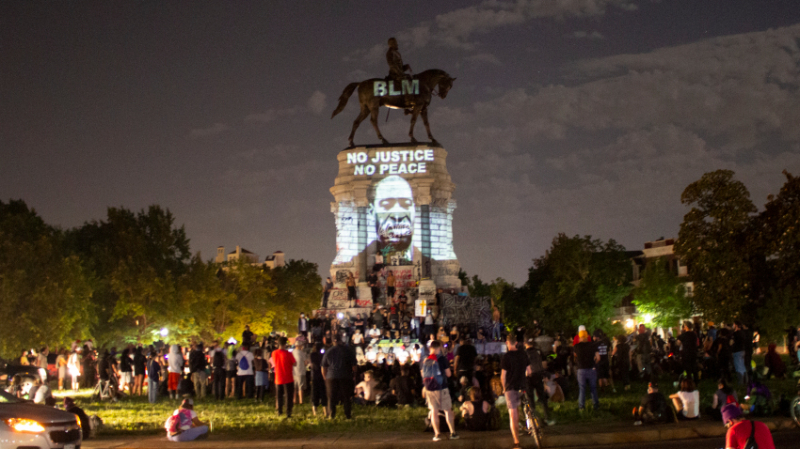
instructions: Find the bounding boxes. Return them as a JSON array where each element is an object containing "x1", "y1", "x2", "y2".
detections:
[{"x1": 374, "y1": 175, "x2": 414, "y2": 254}]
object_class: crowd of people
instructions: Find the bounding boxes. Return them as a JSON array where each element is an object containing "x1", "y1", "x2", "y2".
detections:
[{"x1": 7, "y1": 308, "x2": 800, "y2": 448}]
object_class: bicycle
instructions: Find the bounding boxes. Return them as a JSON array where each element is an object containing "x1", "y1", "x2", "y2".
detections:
[{"x1": 519, "y1": 389, "x2": 543, "y2": 448}]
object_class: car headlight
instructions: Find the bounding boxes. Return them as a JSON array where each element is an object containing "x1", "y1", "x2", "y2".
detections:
[{"x1": 4, "y1": 418, "x2": 46, "y2": 433}]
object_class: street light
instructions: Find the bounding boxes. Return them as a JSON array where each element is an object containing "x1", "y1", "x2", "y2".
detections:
[
  {"x1": 625, "y1": 319, "x2": 635, "y2": 330},
  {"x1": 160, "y1": 328, "x2": 169, "y2": 337}
]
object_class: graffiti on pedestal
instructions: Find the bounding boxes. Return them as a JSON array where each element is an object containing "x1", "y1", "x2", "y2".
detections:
[{"x1": 439, "y1": 294, "x2": 492, "y2": 334}]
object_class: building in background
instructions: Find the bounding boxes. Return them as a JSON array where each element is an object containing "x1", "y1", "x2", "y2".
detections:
[{"x1": 216, "y1": 246, "x2": 285, "y2": 268}]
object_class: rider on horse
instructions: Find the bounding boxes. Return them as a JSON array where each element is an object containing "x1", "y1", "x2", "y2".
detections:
[{"x1": 386, "y1": 37, "x2": 412, "y2": 82}]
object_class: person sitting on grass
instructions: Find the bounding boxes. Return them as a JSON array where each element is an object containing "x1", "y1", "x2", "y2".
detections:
[
  {"x1": 669, "y1": 378, "x2": 700, "y2": 420},
  {"x1": 707, "y1": 378, "x2": 738, "y2": 421},
  {"x1": 165, "y1": 398, "x2": 208, "y2": 442},
  {"x1": 354, "y1": 370, "x2": 381, "y2": 405},
  {"x1": 633, "y1": 382, "x2": 672, "y2": 425},
  {"x1": 460, "y1": 387, "x2": 495, "y2": 431}
]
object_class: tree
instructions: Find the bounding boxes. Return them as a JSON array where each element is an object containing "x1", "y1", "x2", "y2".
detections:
[
  {"x1": 674, "y1": 170, "x2": 757, "y2": 323},
  {"x1": 0, "y1": 200, "x2": 95, "y2": 359},
  {"x1": 532, "y1": 234, "x2": 631, "y2": 335},
  {"x1": 268, "y1": 259, "x2": 323, "y2": 336},
  {"x1": 66, "y1": 205, "x2": 191, "y2": 345},
  {"x1": 755, "y1": 170, "x2": 800, "y2": 341},
  {"x1": 631, "y1": 258, "x2": 691, "y2": 329}
]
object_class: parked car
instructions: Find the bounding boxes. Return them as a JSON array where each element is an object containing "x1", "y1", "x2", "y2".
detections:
[
  {"x1": 0, "y1": 389, "x2": 82, "y2": 449},
  {"x1": 0, "y1": 363, "x2": 40, "y2": 388}
]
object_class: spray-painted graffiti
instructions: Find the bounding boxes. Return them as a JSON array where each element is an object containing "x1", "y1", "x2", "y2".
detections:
[
  {"x1": 439, "y1": 294, "x2": 492, "y2": 335},
  {"x1": 326, "y1": 288, "x2": 372, "y2": 309}
]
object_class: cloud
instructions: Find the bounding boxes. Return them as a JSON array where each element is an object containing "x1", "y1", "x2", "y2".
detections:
[
  {"x1": 188, "y1": 122, "x2": 230, "y2": 138},
  {"x1": 244, "y1": 107, "x2": 301, "y2": 123},
  {"x1": 433, "y1": 23, "x2": 800, "y2": 282},
  {"x1": 307, "y1": 90, "x2": 327, "y2": 115},
  {"x1": 346, "y1": 0, "x2": 638, "y2": 60},
  {"x1": 572, "y1": 30, "x2": 605, "y2": 39},
  {"x1": 465, "y1": 52, "x2": 502, "y2": 65}
]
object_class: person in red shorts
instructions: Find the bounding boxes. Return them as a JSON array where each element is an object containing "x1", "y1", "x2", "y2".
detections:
[
  {"x1": 721, "y1": 403, "x2": 775, "y2": 449},
  {"x1": 271, "y1": 337, "x2": 296, "y2": 418}
]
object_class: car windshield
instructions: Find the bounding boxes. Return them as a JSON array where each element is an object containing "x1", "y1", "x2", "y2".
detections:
[{"x1": 0, "y1": 389, "x2": 22, "y2": 403}]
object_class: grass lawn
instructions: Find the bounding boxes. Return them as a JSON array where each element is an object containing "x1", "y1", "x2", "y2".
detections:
[{"x1": 52, "y1": 355, "x2": 798, "y2": 438}]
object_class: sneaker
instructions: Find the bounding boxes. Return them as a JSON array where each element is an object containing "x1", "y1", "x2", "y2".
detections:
[
  {"x1": 633, "y1": 420, "x2": 642, "y2": 426},
  {"x1": 449, "y1": 433, "x2": 459, "y2": 440},
  {"x1": 432, "y1": 434, "x2": 443, "y2": 441},
  {"x1": 545, "y1": 420, "x2": 556, "y2": 426}
]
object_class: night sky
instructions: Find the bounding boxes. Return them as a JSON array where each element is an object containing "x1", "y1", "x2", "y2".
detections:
[{"x1": 3, "y1": 1, "x2": 800, "y2": 285}]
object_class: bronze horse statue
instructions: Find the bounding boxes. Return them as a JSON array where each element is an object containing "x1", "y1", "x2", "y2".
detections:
[{"x1": 331, "y1": 69, "x2": 455, "y2": 147}]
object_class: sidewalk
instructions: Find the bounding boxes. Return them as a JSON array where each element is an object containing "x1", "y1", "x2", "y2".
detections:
[{"x1": 82, "y1": 417, "x2": 797, "y2": 449}]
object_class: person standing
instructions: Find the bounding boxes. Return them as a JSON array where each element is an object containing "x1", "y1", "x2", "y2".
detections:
[
  {"x1": 721, "y1": 403, "x2": 775, "y2": 449},
  {"x1": 574, "y1": 330, "x2": 600, "y2": 411},
  {"x1": 422, "y1": 340, "x2": 459, "y2": 441},
  {"x1": 454, "y1": 337, "x2": 478, "y2": 383},
  {"x1": 524, "y1": 335, "x2": 553, "y2": 425},
  {"x1": 67, "y1": 349, "x2": 81, "y2": 391},
  {"x1": 731, "y1": 322, "x2": 747, "y2": 385},
  {"x1": 298, "y1": 313, "x2": 309, "y2": 339},
  {"x1": 56, "y1": 349, "x2": 68, "y2": 391},
  {"x1": 323, "y1": 277, "x2": 333, "y2": 309},
  {"x1": 167, "y1": 345, "x2": 184, "y2": 400},
  {"x1": 132, "y1": 347, "x2": 147, "y2": 396},
  {"x1": 368, "y1": 269, "x2": 380, "y2": 305},
  {"x1": 211, "y1": 345, "x2": 226, "y2": 400},
  {"x1": 677, "y1": 321, "x2": 699, "y2": 384},
  {"x1": 321, "y1": 337, "x2": 357, "y2": 419},
  {"x1": 346, "y1": 272, "x2": 357, "y2": 308},
  {"x1": 501, "y1": 333, "x2": 530, "y2": 448},
  {"x1": 242, "y1": 325, "x2": 255, "y2": 348},
  {"x1": 293, "y1": 341, "x2": 310, "y2": 405},
  {"x1": 147, "y1": 351, "x2": 161, "y2": 404},
  {"x1": 189, "y1": 343, "x2": 208, "y2": 399},
  {"x1": 271, "y1": 337, "x2": 296, "y2": 417},
  {"x1": 386, "y1": 271, "x2": 396, "y2": 303},
  {"x1": 309, "y1": 342, "x2": 327, "y2": 416},
  {"x1": 235, "y1": 345, "x2": 255, "y2": 399}
]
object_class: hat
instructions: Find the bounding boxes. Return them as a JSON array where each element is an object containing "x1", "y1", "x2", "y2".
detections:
[
  {"x1": 578, "y1": 325, "x2": 586, "y2": 332},
  {"x1": 181, "y1": 398, "x2": 194, "y2": 408},
  {"x1": 721, "y1": 404, "x2": 742, "y2": 424}
]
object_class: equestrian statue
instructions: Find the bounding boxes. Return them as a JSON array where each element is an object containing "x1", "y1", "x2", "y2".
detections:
[{"x1": 331, "y1": 37, "x2": 456, "y2": 147}]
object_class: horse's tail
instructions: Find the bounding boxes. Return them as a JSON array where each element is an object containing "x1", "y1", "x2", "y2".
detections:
[{"x1": 331, "y1": 82, "x2": 360, "y2": 119}]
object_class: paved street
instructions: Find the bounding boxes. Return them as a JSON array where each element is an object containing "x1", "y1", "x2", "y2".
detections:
[{"x1": 558, "y1": 428, "x2": 800, "y2": 449}]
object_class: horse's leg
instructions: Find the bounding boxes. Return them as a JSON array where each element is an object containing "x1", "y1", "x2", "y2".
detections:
[
  {"x1": 369, "y1": 106, "x2": 389, "y2": 144},
  {"x1": 349, "y1": 105, "x2": 370, "y2": 147},
  {"x1": 421, "y1": 107, "x2": 437, "y2": 144},
  {"x1": 408, "y1": 107, "x2": 421, "y2": 144}
]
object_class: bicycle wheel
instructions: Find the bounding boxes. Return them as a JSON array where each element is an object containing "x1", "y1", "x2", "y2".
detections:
[
  {"x1": 531, "y1": 415, "x2": 542, "y2": 448},
  {"x1": 791, "y1": 396, "x2": 800, "y2": 427}
]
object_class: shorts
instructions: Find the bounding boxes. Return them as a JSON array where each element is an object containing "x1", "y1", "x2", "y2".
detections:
[
  {"x1": 120, "y1": 371, "x2": 132, "y2": 385},
  {"x1": 168, "y1": 372, "x2": 181, "y2": 391},
  {"x1": 597, "y1": 361, "x2": 610, "y2": 379},
  {"x1": 255, "y1": 371, "x2": 268, "y2": 387},
  {"x1": 226, "y1": 370, "x2": 236, "y2": 379},
  {"x1": 294, "y1": 375, "x2": 306, "y2": 392},
  {"x1": 387, "y1": 287, "x2": 396, "y2": 297},
  {"x1": 505, "y1": 390, "x2": 521, "y2": 409},
  {"x1": 424, "y1": 388, "x2": 452, "y2": 412},
  {"x1": 347, "y1": 287, "x2": 357, "y2": 300}
]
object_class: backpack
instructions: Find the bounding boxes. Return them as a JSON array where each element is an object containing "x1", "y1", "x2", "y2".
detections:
[
  {"x1": 238, "y1": 353, "x2": 250, "y2": 371},
  {"x1": 725, "y1": 394, "x2": 739, "y2": 407},
  {"x1": 164, "y1": 409, "x2": 192, "y2": 435},
  {"x1": 743, "y1": 420, "x2": 759, "y2": 449},
  {"x1": 422, "y1": 356, "x2": 445, "y2": 391}
]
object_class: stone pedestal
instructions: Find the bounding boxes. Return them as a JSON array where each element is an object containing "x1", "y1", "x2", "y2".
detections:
[{"x1": 326, "y1": 144, "x2": 461, "y2": 308}]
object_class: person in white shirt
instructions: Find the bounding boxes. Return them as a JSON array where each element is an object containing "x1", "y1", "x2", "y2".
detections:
[
  {"x1": 670, "y1": 378, "x2": 700, "y2": 419},
  {"x1": 235, "y1": 345, "x2": 255, "y2": 399},
  {"x1": 352, "y1": 329, "x2": 365, "y2": 346}
]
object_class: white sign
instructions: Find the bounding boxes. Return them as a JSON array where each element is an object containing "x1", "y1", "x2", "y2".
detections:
[{"x1": 347, "y1": 149, "x2": 434, "y2": 176}]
